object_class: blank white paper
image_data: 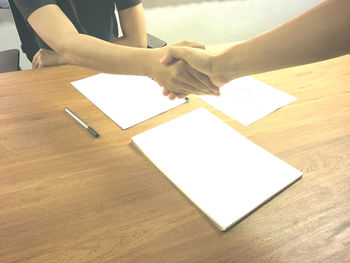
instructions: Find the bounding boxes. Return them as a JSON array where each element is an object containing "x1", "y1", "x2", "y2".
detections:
[
  {"x1": 71, "y1": 73, "x2": 187, "y2": 129},
  {"x1": 132, "y1": 108, "x2": 302, "y2": 231},
  {"x1": 199, "y1": 76, "x2": 297, "y2": 126}
]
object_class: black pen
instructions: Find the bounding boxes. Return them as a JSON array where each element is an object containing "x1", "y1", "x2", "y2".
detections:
[{"x1": 64, "y1": 107, "x2": 99, "y2": 138}]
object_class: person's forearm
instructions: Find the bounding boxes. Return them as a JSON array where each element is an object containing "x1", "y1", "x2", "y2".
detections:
[
  {"x1": 60, "y1": 33, "x2": 155, "y2": 76},
  {"x1": 214, "y1": 0, "x2": 350, "y2": 80}
]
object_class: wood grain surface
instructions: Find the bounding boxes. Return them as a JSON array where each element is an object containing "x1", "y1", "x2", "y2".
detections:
[{"x1": 0, "y1": 55, "x2": 350, "y2": 263}]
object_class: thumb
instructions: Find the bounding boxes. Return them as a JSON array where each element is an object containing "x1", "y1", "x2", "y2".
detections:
[
  {"x1": 159, "y1": 53, "x2": 174, "y2": 64},
  {"x1": 160, "y1": 46, "x2": 187, "y2": 65}
]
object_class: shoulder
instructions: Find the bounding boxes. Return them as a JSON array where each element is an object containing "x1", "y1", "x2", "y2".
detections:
[
  {"x1": 13, "y1": 0, "x2": 57, "y2": 20},
  {"x1": 114, "y1": 0, "x2": 142, "y2": 11}
]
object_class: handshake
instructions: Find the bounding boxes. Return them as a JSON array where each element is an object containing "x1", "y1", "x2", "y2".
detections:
[
  {"x1": 32, "y1": 40, "x2": 233, "y2": 100},
  {"x1": 152, "y1": 40, "x2": 230, "y2": 100}
]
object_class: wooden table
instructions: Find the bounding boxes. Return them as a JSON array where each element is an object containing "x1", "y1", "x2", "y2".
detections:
[{"x1": 1, "y1": 55, "x2": 350, "y2": 263}]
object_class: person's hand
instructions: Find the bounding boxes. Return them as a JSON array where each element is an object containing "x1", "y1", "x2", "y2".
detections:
[
  {"x1": 32, "y1": 48, "x2": 67, "y2": 69},
  {"x1": 148, "y1": 41, "x2": 220, "y2": 100},
  {"x1": 160, "y1": 46, "x2": 230, "y2": 99}
]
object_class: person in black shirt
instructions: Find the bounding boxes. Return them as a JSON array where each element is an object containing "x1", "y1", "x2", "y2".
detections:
[{"x1": 13, "y1": 0, "x2": 220, "y2": 97}]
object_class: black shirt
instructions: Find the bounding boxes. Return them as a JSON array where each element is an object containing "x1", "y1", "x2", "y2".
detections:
[{"x1": 13, "y1": 0, "x2": 142, "y2": 49}]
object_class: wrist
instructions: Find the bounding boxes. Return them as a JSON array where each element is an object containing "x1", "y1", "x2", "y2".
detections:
[
  {"x1": 213, "y1": 44, "x2": 250, "y2": 82},
  {"x1": 142, "y1": 48, "x2": 163, "y2": 78},
  {"x1": 211, "y1": 52, "x2": 223, "y2": 77},
  {"x1": 124, "y1": 48, "x2": 158, "y2": 77}
]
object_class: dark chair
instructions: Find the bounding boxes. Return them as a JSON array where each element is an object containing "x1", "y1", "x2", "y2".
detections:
[
  {"x1": 8, "y1": 0, "x2": 166, "y2": 64},
  {"x1": 147, "y1": 33, "x2": 167, "y2": 49},
  {"x1": 0, "y1": 49, "x2": 20, "y2": 73}
]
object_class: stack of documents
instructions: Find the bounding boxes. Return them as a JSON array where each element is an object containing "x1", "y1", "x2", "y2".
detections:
[
  {"x1": 71, "y1": 73, "x2": 187, "y2": 129},
  {"x1": 132, "y1": 108, "x2": 302, "y2": 231},
  {"x1": 199, "y1": 76, "x2": 297, "y2": 126}
]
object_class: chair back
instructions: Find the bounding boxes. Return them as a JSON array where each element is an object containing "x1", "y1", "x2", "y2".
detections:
[
  {"x1": 0, "y1": 49, "x2": 21, "y2": 73},
  {"x1": 8, "y1": 0, "x2": 39, "y2": 62}
]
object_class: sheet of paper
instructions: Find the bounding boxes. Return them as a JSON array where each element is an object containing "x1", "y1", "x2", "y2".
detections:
[
  {"x1": 71, "y1": 73, "x2": 187, "y2": 129},
  {"x1": 132, "y1": 108, "x2": 302, "y2": 231},
  {"x1": 198, "y1": 76, "x2": 297, "y2": 126}
]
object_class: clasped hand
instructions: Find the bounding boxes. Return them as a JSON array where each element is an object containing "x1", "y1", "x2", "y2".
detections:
[
  {"x1": 157, "y1": 42, "x2": 229, "y2": 100},
  {"x1": 150, "y1": 41, "x2": 221, "y2": 100}
]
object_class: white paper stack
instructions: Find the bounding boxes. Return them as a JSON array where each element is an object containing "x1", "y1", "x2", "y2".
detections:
[
  {"x1": 132, "y1": 108, "x2": 302, "y2": 231},
  {"x1": 71, "y1": 73, "x2": 187, "y2": 129},
  {"x1": 199, "y1": 76, "x2": 297, "y2": 126}
]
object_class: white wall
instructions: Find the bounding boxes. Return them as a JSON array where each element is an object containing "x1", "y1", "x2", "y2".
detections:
[{"x1": 144, "y1": 0, "x2": 323, "y2": 45}]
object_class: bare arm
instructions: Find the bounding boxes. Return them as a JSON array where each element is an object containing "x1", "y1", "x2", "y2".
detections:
[
  {"x1": 112, "y1": 3, "x2": 147, "y2": 48},
  {"x1": 214, "y1": 0, "x2": 350, "y2": 81}
]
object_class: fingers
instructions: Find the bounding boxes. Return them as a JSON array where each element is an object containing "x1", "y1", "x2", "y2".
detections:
[
  {"x1": 168, "y1": 91, "x2": 186, "y2": 100},
  {"x1": 32, "y1": 58, "x2": 37, "y2": 69},
  {"x1": 168, "y1": 92, "x2": 178, "y2": 100},
  {"x1": 175, "y1": 93, "x2": 187, "y2": 99},
  {"x1": 159, "y1": 60, "x2": 218, "y2": 96},
  {"x1": 31, "y1": 48, "x2": 67, "y2": 69},
  {"x1": 169, "y1": 92, "x2": 187, "y2": 99},
  {"x1": 155, "y1": 42, "x2": 219, "y2": 98},
  {"x1": 160, "y1": 45, "x2": 213, "y2": 81},
  {"x1": 32, "y1": 49, "x2": 40, "y2": 69},
  {"x1": 180, "y1": 62, "x2": 219, "y2": 96},
  {"x1": 162, "y1": 88, "x2": 171, "y2": 96},
  {"x1": 185, "y1": 65, "x2": 220, "y2": 96},
  {"x1": 173, "y1": 79, "x2": 210, "y2": 96},
  {"x1": 160, "y1": 53, "x2": 175, "y2": 65},
  {"x1": 162, "y1": 88, "x2": 187, "y2": 100},
  {"x1": 160, "y1": 40, "x2": 206, "y2": 65},
  {"x1": 32, "y1": 48, "x2": 46, "y2": 69},
  {"x1": 160, "y1": 52, "x2": 214, "y2": 96},
  {"x1": 160, "y1": 46, "x2": 187, "y2": 65},
  {"x1": 173, "y1": 40, "x2": 205, "y2": 50}
]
